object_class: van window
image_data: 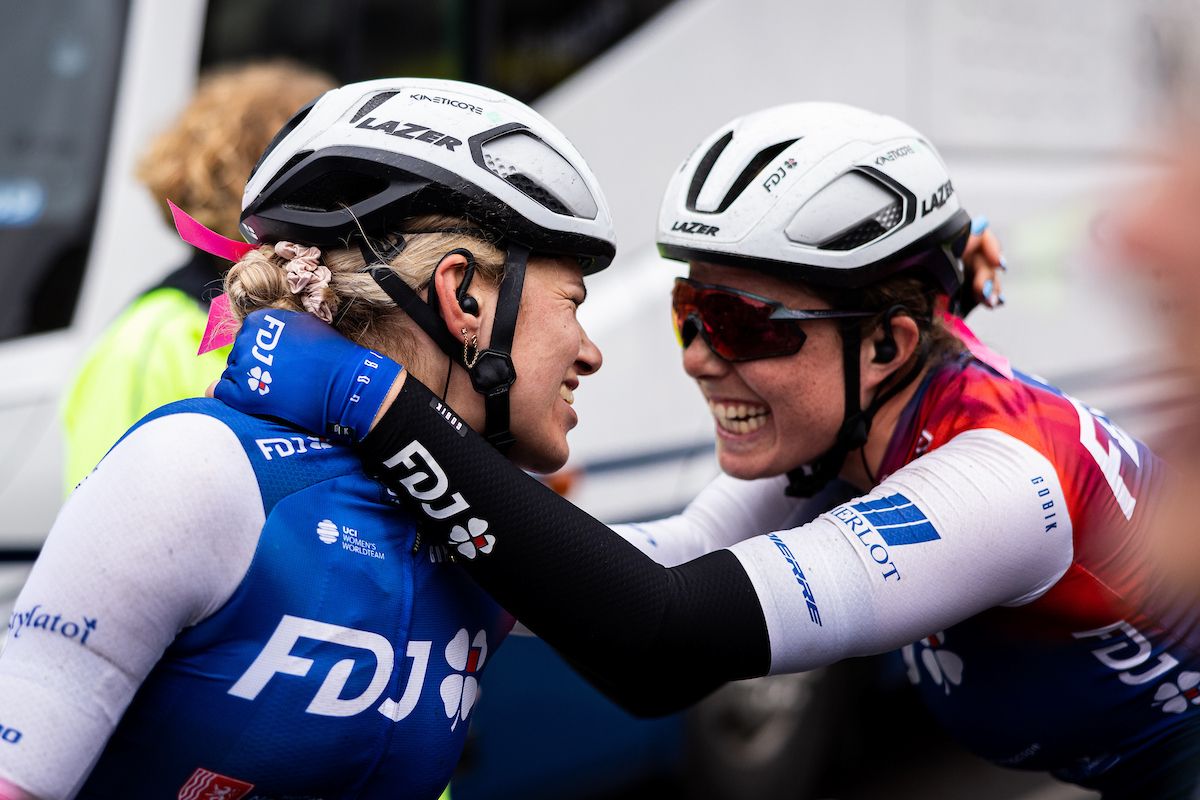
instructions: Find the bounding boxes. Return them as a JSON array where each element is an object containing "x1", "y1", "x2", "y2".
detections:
[
  {"x1": 200, "y1": 0, "x2": 674, "y2": 102},
  {"x1": 0, "y1": 0, "x2": 128, "y2": 341}
]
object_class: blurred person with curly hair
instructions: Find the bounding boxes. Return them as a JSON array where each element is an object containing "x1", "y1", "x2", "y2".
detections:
[{"x1": 61, "y1": 60, "x2": 333, "y2": 490}]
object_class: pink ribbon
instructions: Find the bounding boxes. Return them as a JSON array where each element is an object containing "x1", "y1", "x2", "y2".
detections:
[
  {"x1": 198, "y1": 293, "x2": 235, "y2": 355},
  {"x1": 169, "y1": 200, "x2": 255, "y2": 263},
  {"x1": 168, "y1": 200, "x2": 253, "y2": 355},
  {"x1": 941, "y1": 311, "x2": 1013, "y2": 379}
]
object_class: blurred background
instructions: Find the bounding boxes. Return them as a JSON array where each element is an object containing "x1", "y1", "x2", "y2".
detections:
[{"x1": 0, "y1": 1, "x2": 1182, "y2": 797}]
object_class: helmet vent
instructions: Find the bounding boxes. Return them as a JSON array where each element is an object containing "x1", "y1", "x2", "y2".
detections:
[
  {"x1": 479, "y1": 130, "x2": 598, "y2": 219},
  {"x1": 282, "y1": 170, "x2": 389, "y2": 213},
  {"x1": 350, "y1": 91, "x2": 400, "y2": 124},
  {"x1": 249, "y1": 101, "x2": 318, "y2": 181},
  {"x1": 711, "y1": 139, "x2": 798, "y2": 214},
  {"x1": 685, "y1": 131, "x2": 733, "y2": 212},
  {"x1": 821, "y1": 201, "x2": 903, "y2": 251},
  {"x1": 502, "y1": 173, "x2": 571, "y2": 215},
  {"x1": 265, "y1": 150, "x2": 314, "y2": 190}
]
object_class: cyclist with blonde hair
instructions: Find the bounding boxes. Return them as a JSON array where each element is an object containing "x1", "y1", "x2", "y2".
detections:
[{"x1": 0, "y1": 78, "x2": 613, "y2": 800}]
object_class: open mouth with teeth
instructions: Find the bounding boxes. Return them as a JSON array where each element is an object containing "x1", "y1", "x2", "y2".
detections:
[
  {"x1": 709, "y1": 400, "x2": 770, "y2": 434},
  {"x1": 560, "y1": 384, "x2": 575, "y2": 405}
]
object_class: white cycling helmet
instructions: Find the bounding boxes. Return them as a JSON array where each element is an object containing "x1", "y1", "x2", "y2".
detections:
[
  {"x1": 656, "y1": 102, "x2": 970, "y2": 296},
  {"x1": 242, "y1": 77, "x2": 615, "y2": 272},
  {"x1": 658, "y1": 103, "x2": 973, "y2": 496},
  {"x1": 241, "y1": 78, "x2": 616, "y2": 450}
]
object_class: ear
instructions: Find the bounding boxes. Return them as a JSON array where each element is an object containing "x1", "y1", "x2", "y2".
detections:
[
  {"x1": 862, "y1": 313, "x2": 920, "y2": 390},
  {"x1": 429, "y1": 251, "x2": 493, "y2": 343}
]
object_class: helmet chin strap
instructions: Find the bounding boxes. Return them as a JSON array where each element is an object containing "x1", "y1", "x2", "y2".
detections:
[
  {"x1": 363, "y1": 237, "x2": 529, "y2": 453},
  {"x1": 465, "y1": 243, "x2": 528, "y2": 451},
  {"x1": 784, "y1": 318, "x2": 927, "y2": 498}
]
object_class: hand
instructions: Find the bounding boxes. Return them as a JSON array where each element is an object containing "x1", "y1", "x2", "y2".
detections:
[
  {"x1": 213, "y1": 309, "x2": 403, "y2": 442},
  {"x1": 959, "y1": 216, "x2": 1007, "y2": 314}
]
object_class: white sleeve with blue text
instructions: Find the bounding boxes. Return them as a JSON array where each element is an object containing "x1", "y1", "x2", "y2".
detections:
[
  {"x1": 0, "y1": 414, "x2": 264, "y2": 800},
  {"x1": 611, "y1": 473, "x2": 852, "y2": 567},
  {"x1": 725, "y1": 429, "x2": 1075, "y2": 674}
]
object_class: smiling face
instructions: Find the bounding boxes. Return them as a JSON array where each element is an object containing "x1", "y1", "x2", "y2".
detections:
[
  {"x1": 504, "y1": 255, "x2": 602, "y2": 473},
  {"x1": 683, "y1": 262, "x2": 849, "y2": 480}
]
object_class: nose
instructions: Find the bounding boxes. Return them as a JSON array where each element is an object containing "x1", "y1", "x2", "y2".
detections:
[
  {"x1": 681, "y1": 325, "x2": 726, "y2": 380},
  {"x1": 576, "y1": 325, "x2": 602, "y2": 376}
]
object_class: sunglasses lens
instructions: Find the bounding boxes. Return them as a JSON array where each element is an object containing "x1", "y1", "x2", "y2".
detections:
[
  {"x1": 672, "y1": 280, "x2": 807, "y2": 361},
  {"x1": 676, "y1": 315, "x2": 701, "y2": 348}
]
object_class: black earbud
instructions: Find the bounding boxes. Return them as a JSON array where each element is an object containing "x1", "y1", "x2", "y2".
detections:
[
  {"x1": 872, "y1": 305, "x2": 905, "y2": 364},
  {"x1": 442, "y1": 247, "x2": 480, "y2": 316},
  {"x1": 874, "y1": 335, "x2": 898, "y2": 364},
  {"x1": 458, "y1": 294, "x2": 479, "y2": 316}
]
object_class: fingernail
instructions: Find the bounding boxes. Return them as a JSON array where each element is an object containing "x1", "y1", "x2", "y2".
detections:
[
  {"x1": 971, "y1": 215, "x2": 990, "y2": 236},
  {"x1": 983, "y1": 278, "x2": 994, "y2": 297},
  {"x1": 998, "y1": 293, "x2": 1006, "y2": 306},
  {"x1": 999, "y1": 255, "x2": 1009, "y2": 271}
]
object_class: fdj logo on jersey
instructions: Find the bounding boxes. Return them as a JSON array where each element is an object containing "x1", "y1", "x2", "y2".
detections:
[
  {"x1": 1073, "y1": 620, "x2": 1179, "y2": 687},
  {"x1": 829, "y1": 492, "x2": 941, "y2": 582},
  {"x1": 246, "y1": 313, "x2": 287, "y2": 394},
  {"x1": 230, "y1": 615, "x2": 488, "y2": 730},
  {"x1": 383, "y1": 440, "x2": 470, "y2": 520}
]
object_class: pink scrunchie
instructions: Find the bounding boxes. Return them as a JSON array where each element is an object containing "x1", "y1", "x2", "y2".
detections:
[{"x1": 275, "y1": 241, "x2": 337, "y2": 323}]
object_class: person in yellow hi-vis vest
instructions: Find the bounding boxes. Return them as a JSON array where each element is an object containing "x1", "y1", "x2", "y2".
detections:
[{"x1": 62, "y1": 61, "x2": 333, "y2": 491}]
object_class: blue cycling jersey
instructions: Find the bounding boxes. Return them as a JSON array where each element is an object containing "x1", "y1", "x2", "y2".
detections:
[{"x1": 0, "y1": 399, "x2": 510, "y2": 800}]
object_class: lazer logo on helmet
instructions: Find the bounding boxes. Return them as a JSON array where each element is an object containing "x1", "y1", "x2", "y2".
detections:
[
  {"x1": 671, "y1": 221, "x2": 720, "y2": 236},
  {"x1": 921, "y1": 180, "x2": 954, "y2": 216},
  {"x1": 355, "y1": 117, "x2": 462, "y2": 151}
]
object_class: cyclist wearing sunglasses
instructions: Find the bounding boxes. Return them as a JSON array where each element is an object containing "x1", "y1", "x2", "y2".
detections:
[{"x1": 212, "y1": 102, "x2": 1197, "y2": 798}]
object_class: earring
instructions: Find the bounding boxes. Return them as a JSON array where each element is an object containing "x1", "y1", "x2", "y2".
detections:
[{"x1": 462, "y1": 327, "x2": 480, "y2": 369}]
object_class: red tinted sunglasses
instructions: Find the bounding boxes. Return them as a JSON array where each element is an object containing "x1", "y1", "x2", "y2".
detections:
[{"x1": 671, "y1": 278, "x2": 874, "y2": 362}]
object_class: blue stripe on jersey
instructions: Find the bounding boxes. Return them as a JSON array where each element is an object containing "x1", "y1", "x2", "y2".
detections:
[{"x1": 849, "y1": 492, "x2": 941, "y2": 545}]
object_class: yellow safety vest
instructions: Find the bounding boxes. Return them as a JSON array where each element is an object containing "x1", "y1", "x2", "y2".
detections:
[{"x1": 62, "y1": 286, "x2": 230, "y2": 492}]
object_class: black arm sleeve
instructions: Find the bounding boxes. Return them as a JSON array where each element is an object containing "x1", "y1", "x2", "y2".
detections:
[{"x1": 359, "y1": 378, "x2": 772, "y2": 716}]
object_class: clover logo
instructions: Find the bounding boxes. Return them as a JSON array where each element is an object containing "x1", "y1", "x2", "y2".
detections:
[
  {"x1": 449, "y1": 518, "x2": 494, "y2": 559},
  {"x1": 440, "y1": 628, "x2": 488, "y2": 731},
  {"x1": 1154, "y1": 671, "x2": 1200, "y2": 714},
  {"x1": 902, "y1": 631, "x2": 963, "y2": 695},
  {"x1": 247, "y1": 365, "x2": 272, "y2": 395}
]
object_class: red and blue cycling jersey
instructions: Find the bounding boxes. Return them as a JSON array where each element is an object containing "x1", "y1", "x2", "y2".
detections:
[{"x1": 879, "y1": 356, "x2": 1196, "y2": 784}]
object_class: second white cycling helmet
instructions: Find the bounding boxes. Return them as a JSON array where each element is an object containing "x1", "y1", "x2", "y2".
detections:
[{"x1": 656, "y1": 102, "x2": 969, "y2": 295}]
